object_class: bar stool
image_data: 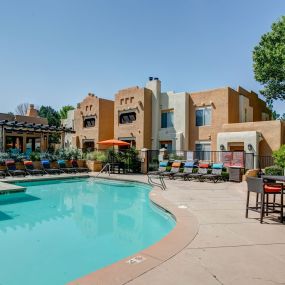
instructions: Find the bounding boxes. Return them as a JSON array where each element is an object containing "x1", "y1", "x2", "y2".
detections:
[{"x1": 246, "y1": 177, "x2": 284, "y2": 223}]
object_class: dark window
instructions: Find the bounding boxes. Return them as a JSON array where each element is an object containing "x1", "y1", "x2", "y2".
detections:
[
  {"x1": 161, "y1": 111, "x2": 174, "y2": 128},
  {"x1": 195, "y1": 107, "x2": 211, "y2": 126},
  {"x1": 119, "y1": 112, "x2": 136, "y2": 124},
  {"x1": 83, "y1": 117, "x2": 95, "y2": 128}
]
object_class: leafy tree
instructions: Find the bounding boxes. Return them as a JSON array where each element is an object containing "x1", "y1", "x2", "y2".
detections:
[
  {"x1": 15, "y1": 103, "x2": 29, "y2": 115},
  {"x1": 38, "y1": 106, "x2": 61, "y2": 144},
  {"x1": 59, "y1": 105, "x2": 74, "y2": 119},
  {"x1": 38, "y1": 106, "x2": 61, "y2": 127},
  {"x1": 267, "y1": 99, "x2": 285, "y2": 120},
  {"x1": 253, "y1": 16, "x2": 285, "y2": 101}
]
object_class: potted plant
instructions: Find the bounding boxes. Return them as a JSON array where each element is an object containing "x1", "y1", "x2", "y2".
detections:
[{"x1": 86, "y1": 151, "x2": 107, "y2": 171}]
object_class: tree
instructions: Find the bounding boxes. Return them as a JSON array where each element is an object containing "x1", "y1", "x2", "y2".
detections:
[
  {"x1": 38, "y1": 106, "x2": 61, "y2": 145},
  {"x1": 267, "y1": 99, "x2": 285, "y2": 120},
  {"x1": 59, "y1": 105, "x2": 74, "y2": 119},
  {"x1": 253, "y1": 16, "x2": 285, "y2": 101},
  {"x1": 15, "y1": 103, "x2": 29, "y2": 115},
  {"x1": 38, "y1": 106, "x2": 61, "y2": 127}
]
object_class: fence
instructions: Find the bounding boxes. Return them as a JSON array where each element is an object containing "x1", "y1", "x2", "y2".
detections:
[{"x1": 146, "y1": 150, "x2": 275, "y2": 172}]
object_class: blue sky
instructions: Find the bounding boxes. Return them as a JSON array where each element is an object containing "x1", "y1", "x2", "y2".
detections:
[{"x1": 0, "y1": 0, "x2": 284, "y2": 114}]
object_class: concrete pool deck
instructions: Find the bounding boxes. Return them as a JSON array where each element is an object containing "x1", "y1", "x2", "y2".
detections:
[
  {"x1": 1, "y1": 173, "x2": 285, "y2": 284},
  {"x1": 92, "y1": 173, "x2": 285, "y2": 285}
]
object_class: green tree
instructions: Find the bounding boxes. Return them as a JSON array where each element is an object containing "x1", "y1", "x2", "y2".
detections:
[
  {"x1": 253, "y1": 16, "x2": 285, "y2": 101},
  {"x1": 38, "y1": 106, "x2": 61, "y2": 127},
  {"x1": 59, "y1": 105, "x2": 74, "y2": 119},
  {"x1": 38, "y1": 106, "x2": 61, "y2": 145}
]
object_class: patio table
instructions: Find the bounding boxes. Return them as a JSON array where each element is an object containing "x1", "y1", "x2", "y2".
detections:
[{"x1": 262, "y1": 175, "x2": 285, "y2": 182}]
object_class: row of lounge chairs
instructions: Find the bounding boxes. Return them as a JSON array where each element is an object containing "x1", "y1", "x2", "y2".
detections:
[
  {"x1": 0, "y1": 160, "x2": 89, "y2": 178},
  {"x1": 148, "y1": 161, "x2": 224, "y2": 183}
]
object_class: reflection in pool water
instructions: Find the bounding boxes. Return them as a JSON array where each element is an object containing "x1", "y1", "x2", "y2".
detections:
[{"x1": 0, "y1": 178, "x2": 175, "y2": 285}]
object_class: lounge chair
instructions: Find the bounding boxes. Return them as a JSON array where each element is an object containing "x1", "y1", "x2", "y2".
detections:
[
  {"x1": 71, "y1": 160, "x2": 89, "y2": 173},
  {"x1": 5, "y1": 160, "x2": 26, "y2": 177},
  {"x1": 172, "y1": 161, "x2": 195, "y2": 180},
  {"x1": 24, "y1": 161, "x2": 44, "y2": 176},
  {"x1": 41, "y1": 160, "x2": 62, "y2": 175},
  {"x1": 187, "y1": 163, "x2": 209, "y2": 181},
  {"x1": 57, "y1": 160, "x2": 77, "y2": 173},
  {"x1": 148, "y1": 161, "x2": 168, "y2": 175},
  {"x1": 202, "y1": 163, "x2": 223, "y2": 183},
  {"x1": 160, "y1": 162, "x2": 181, "y2": 179}
]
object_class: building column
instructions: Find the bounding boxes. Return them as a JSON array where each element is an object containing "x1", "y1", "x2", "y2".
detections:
[{"x1": 140, "y1": 148, "x2": 148, "y2": 174}]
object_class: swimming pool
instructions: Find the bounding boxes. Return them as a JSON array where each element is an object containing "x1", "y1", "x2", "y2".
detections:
[{"x1": 0, "y1": 178, "x2": 175, "y2": 285}]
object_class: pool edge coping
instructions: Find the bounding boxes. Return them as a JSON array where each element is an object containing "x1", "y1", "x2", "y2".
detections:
[{"x1": 67, "y1": 175, "x2": 199, "y2": 285}]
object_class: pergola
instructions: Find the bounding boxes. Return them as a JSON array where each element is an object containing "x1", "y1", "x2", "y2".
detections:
[{"x1": 0, "y1": 120, "x2": 75, "y2": 152}]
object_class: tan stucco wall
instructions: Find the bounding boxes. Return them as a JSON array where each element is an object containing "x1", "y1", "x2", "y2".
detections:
[
  {"x1": 73, "y1": 93, "x2": 114, "y2": 149},
  {"x1": 188, "y1": 87, "x2": 229, "y2": 151},
  {"x1": 222, "y1": 120, "x2": 284, "y2": 156},
  {"x1": 114, "y1": 87, "x2": 152, "y2": 149}
]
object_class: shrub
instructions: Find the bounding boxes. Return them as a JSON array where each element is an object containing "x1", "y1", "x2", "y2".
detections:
[
  {"x1": 221, "y1": 172, "x2": 229, "y2": 181},
  {"x1": 0, "y1": 152, "x2": 10, "y2": 164},
  {"x1": 30, "y1": 152, "x2": 41, "y2": 161},
  {"x1": 273, "y1": 145, "x2": 285, "y2": 169},
  {"x1": 265, "y1": 165, "x2": 283, "y2": 176},
  {"x1": 86, "y1": 151, "x2": 107, "y2": 162}
]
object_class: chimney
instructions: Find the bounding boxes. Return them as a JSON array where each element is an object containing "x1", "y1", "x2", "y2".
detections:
[{"x1": 26, "y1": 104, "x2": 39, "y2": 117}]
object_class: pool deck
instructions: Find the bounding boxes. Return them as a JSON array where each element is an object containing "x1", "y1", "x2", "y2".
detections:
[
  {"x1": 1, "y1": 173, "x2": 285, "y2": 284},
  {"x1": 91, "y1": 173, "x2": 285, "y2": 285}
]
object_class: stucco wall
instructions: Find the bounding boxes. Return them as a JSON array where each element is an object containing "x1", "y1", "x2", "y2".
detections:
[
  {"x1": 221, "y1": 120, "x2": 283, "y2": 156},
  {"x1": 158, "y1": 91, "x2": 189, "y2": 150},
  {"x1": 73, "y1": 93, "x2": 114, "y2": 149},
  {"x1": 188, "y1": 87, "x2": 229, "y2": 152},
  {"x1": 114, "y1": 87, "x2": 152, "y2": 149}
]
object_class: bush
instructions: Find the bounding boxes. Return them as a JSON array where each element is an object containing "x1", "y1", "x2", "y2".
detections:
[
  {"x1": 30, "y1": 152, "x2": 41, "y2": 161},
  {"x1": 86, "y1": 151, "x2": 107, "y2": 162},
  {"x1": 55, "y1": 148, "x2": 82, "y2": 160},
  {"x1": 265, "y1": 165, "x2": 283, "y2": 176},
  {"x1": 0, "y1": 153, "x2": 10, "y2": 164},
  {"x1": 273, "y1": 145, "x2": 285, "y2": 169},
  {"x1": 221, "y1": 172, "x2": 229, "y2": 181}
]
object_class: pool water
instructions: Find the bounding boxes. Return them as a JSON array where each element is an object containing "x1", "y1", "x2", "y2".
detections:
[{"x1": 0, "y1": 178, "x2": 175, "y2": 285}]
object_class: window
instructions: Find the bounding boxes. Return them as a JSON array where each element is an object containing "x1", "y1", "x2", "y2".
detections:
[
  {"x1": 161, "y1": 111, "x2": 174, "y2": 128},
  {"x1": 119, "y1": 112, "x2": 136, "y2": 124},
  {"x1": 83, "y1": 117, "x2": 95, "y2": 128},
  {"x1": 196, "y1": 107, "x2": 211, "y2": 126},
  {"x1": 195, "y1": 143, "x2": 211, "y2": 160}
]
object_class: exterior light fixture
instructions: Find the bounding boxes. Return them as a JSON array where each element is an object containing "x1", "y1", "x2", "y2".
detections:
[
  {"x1": 248, "y1": 144, "x2": 253, "y2": 151},
  {"x1": 220, "y1": 144, "x2": 225, "y2": 151}
]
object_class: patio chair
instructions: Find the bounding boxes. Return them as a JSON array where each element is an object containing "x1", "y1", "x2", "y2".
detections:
[
  {"x1": 160, "y1": 161, "x2": 181, "y2": 179},
  {"x1": 57, "y1": 160, "x2": 77, "y2": 174},
  {"x1": 41, "y1": 160, "x2": 62, "y2": 175},
  {"x1": 71, "y1": 160, "x2": 89, "y2": 173},
  {"x1": 5, "y1": 160, "x2": 26, "y2": 177},
  {"x1": 172, "y1": 161, "x2": 195, "y2": 180},
  {"x1": 147, "y1": 161, "x2": 168, "y2": 175},
  {"x1": 202, "y1": 163, "x2": 223, "y2": 183},
  {"x1": 246, "y1": 176, "x2": 284, "y2": 223},
  {"x1": 187, "y1": 163, "x2": 209, "y2": 181},
  {"x1": 24, "y1": 161, "x2": 44, "y2": 176}
]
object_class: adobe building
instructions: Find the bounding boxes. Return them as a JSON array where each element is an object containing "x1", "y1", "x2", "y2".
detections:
[
  {"x1": 114, "y1": 86, "x2": 152, "y2": 149},
  {"x1": 0, "y1": 104, "x2": 72, "y2": 153},
  {"x1": 72, "y1": 93, "x2": 114, "y2": 150},
  {"x1": 112, "y1": 78, "x2": 285, "y2": 164}
]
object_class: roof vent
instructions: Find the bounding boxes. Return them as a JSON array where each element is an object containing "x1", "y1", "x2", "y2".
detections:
[
  {"x1": 149, "y1": 77, "x2": 153, "y2": 81},
  {"x1": 154, "y1": 77, "x2": 159, "y2": 80}
]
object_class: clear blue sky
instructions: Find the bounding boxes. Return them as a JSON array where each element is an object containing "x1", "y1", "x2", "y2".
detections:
[{"x1": 0, "y1": 0, "x2": 284, "y2": 114}]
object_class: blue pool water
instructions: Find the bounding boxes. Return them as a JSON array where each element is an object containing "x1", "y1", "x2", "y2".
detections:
[{"x1": 0, "y1": 178, "x2": 175, "y2": 285}]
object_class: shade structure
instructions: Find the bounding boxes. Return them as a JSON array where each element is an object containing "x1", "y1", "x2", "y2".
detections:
[{"x1": 97, "y1": 139, "x2": 130, "y2": 146}]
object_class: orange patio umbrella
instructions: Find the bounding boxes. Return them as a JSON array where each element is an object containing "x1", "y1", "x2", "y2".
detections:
[
  {"x1": 97, "y1": 139, "x2": 131, "y2": 147},
  {"x1": 97, "y1": 139, "x2": 130, "y2": 164}
]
